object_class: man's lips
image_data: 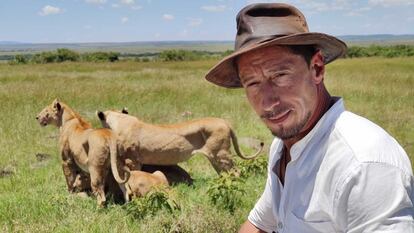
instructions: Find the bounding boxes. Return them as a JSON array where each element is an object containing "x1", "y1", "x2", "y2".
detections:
[{"x1": 264, "y1": 109, "x2": 291, "y2": 124}]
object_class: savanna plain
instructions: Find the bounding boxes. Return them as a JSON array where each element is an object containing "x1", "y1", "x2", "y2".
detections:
[{"x1": 0, "y1": 57, "x2": 413, "y2": 232}]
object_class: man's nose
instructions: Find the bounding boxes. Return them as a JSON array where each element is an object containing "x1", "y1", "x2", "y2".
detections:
[{"x1": 260, "y1": 80, "x2": 280, "y2": 111}]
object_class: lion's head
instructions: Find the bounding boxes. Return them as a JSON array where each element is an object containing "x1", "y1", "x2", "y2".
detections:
[
  {"x1": 96, "y1": 107, "x2": 129, "y2": 129},
  {"x1": 36, "y1": 99, "x2": 63, "y2": 127}
]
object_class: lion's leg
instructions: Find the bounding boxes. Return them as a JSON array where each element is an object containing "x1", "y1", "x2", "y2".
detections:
[
  {"x1": 192, "y1": 148, "x2": 225, "y2": 174},
  {"x1": 61, "y1": 158, "x2": 78, "y2": 192},
  {"x1": 90, "y1": 167, "x2": 107, "y2": 207},
  {"x1": 215, "y1": 149, "x2": 236, "y2": 173}
]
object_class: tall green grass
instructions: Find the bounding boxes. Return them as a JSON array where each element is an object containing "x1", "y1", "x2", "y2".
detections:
[{"x1": 0, "y1": 57, "x2": 412, "y2": 232}]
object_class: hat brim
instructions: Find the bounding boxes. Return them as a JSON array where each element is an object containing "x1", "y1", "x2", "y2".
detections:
[{"x1": 205, "y1": 32, "x2": 347, "y2": 88}]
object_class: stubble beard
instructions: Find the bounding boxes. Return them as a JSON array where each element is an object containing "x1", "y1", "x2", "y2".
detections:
[{"x1": 270, "y1": 111, "x2": 312, "y2": 140}]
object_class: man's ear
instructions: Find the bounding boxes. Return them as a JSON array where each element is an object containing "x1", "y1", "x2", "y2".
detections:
[
  {"x1": 97, "y1": 111, "x2": 105, "y2": 121},
  {"x1": 121, "y1": 107, "x2": 129, "y2": 114},
  {"x1": 310, "y1": 50, "x2": 325, "y2": 84}
]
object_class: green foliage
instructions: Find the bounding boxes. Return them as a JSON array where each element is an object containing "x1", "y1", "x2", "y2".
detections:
[
  {"x1": 56, "y1": 48, "x2": 80, "y2": 62},
  {"x1": 26, "y1": 49, "x2": 119, "y2": 64},
  {"x1": 207, "y1": 171, "x2": 246, "y2": 214},
  {"x1": 8, "y1": 54, "x2": 28, "y2": 65},
  {"x1": 346, "y1": 44, "x2": 414, "y2": 58},
  {"x1": 221, "y1": 49, "x2": 234, "y2": 57},
  {"x1": 32, "y1": 51, "x2": 58, "y2": 64},
  {"x1": 82, "y1": 51, "x2": 119, "y2": 62},
  {"x1": 125, "y1": 188, "x2": 180, "y2": 220},
  {"x1": 237, "y1": 155, "x2": 268, "y2": 178},
  {"x1": 158, "y1": 49, "x2": 228, "y2": 61}
]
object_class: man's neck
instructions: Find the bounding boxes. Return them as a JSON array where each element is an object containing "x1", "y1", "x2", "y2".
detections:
[{"x1": 283, "y1": 84, "x2": 333, "y2": 151}]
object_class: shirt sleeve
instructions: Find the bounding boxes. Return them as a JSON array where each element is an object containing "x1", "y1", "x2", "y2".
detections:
[
  {"x1": 334, "y1": 163, "x2": 414, "y2": 233},
  {"x1": 248, "y1": 175, "x2": 277, "y2": 233}
]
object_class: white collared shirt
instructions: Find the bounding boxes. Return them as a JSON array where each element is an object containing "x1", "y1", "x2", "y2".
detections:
[{"x1": 248, "y1": 98, "x2": 414, "y2": 233}]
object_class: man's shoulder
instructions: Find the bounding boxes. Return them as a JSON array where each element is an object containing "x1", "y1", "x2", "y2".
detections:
[{"x1": 332, "y1": 110, "x2": 411, "y2": 174}]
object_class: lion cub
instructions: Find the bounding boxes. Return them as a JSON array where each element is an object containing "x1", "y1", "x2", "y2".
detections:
[{"x1": 125, "y1": 170, "x2": 169, "y2": 200}]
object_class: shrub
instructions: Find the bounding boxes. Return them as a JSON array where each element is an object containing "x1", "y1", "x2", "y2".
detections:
[
  {"x1": 82, "y1": 52, "x2": 119, "y2": 62},
  {"x1": 345, "y1": 44, "x2": 414, "y2": 58},
  {"x1": 207, "y1": 171, "x2": 246, "y2": 214},
  {"x1": 158, "y1": 49, "x2": 221, "y2": 61},
  {"x1": 31, "y1": 51, "x2": 58, "y2": 64},
  {"x1": 125, "y1": 188, "x2": 180, "y2": 220},
  {"x1": 237, "y1": 155, "x2": 267, "y2": 178},
  {"x1": 8, "y1": 54, "x2": 28, "y2": 65},
  {"x1": 56, "y1": 48, "x2": 80, "y2": 62}
]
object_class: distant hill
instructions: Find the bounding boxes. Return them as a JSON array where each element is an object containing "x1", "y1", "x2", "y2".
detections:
[
  {"x1": 0, "y1": 41, "x2": 28, "y2": 45},
  {"x1": 0, "y1": 41, "x2": 234, "y2": 55},
  {"x1": 338, "y1": 34, "x2": 414, "y2": 45},
  {"x1": 1, "y1": 35, "x2": 413, "y2": 57}
]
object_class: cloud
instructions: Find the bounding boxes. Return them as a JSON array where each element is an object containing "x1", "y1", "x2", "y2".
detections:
[
  {"x1": 131, "y1": 5, "x2": 143, "y2": 10},
  {"x1": 39, "y1": 5, "x2": 62, "y2": 16},
  {"x1": 187, "y1": 18, "x2": 203, "y2": 27},
  {"x1": 121, "y1": 17, "x2": 129, "y2": 24},
  {"x1": 83, "y1": 25, "x2": 92, "y2": 29},
  {"x1": 369, "y1": 0, "x2": 414, "y2": 7},
  {"x1": 163, "y1": 14, "x2": 175, "y2": 21},
  {"x1": 345, "y1": 6, "x2": 371, "y2": 16},
  {"x1": 85, "y1": 0, "x2": 106, "y2": 4},
  {"x1": 112, "y1": 4, "x2": 120, "y2": 8},
  {"x1": 179, "y1": 29, "x2": 189, "y2": 37},
  {"x1": 120, "y1": 0, "x2": 135, "y2": 5},
  {"x1": 201, "y1": 5, "x2": 227, "y2": 12}
]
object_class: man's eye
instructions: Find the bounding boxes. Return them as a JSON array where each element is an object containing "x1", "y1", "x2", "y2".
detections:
[
  {"x1": 270, "y1": 73, "x2": 286, "y2": 79},
  {"x1": 247, "y1": 81, "x2": 259, "y2": 87}
]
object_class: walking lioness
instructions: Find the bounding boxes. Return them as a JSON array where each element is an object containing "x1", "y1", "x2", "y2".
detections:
[
  {"x1": 36, "y1": 99, "x2": 124, "y2": 206},
  {"x1": 97, "y1": 109, "x2": 264, "y2": 183}
]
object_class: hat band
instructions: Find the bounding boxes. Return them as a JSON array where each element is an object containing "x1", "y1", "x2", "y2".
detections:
[{"x1": 238, "y1": 35, "x2": 287, "y2": 50}]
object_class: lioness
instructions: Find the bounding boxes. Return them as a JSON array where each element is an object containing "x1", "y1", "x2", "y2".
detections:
[
  {"x1": 36, "y1": 99, "x2": 124, "y2": 206},
  {"x1": 125, "y1": 170, "x2": 169, "y2": 200},
  {"x1": 96, "y1": 109, "x2": 264, "y2": 184}
]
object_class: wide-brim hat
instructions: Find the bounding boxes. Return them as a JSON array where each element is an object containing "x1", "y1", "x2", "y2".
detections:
[{"x1": 205, "y1": 3, "x2": 347, "y2": 88}]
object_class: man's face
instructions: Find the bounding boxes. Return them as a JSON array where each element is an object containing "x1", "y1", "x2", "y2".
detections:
[{"x1": 237, "y1": 45, "x2": 320, "y2": 140}]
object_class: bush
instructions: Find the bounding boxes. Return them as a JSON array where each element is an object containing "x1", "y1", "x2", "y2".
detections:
[
  {"x1": 82, "y1": 52, "x2": 119, "y2": 62},
  {"x1": 207, "y1": 171, "x2": 246, "y2": 214},
  {"x1": 158, "y1": 49, "x2": 226, "y2": 61},
  {"x1": 56, "y1": 48, "x2": 80, "y2": 62},
  {"x1": 345, "y1": 45, "x2": 414, "y2": 58},
  {"x1": 31, "y1": 51, "x2": 58, "y2": 64},
  {"x1": 237, "y1": 155, "x2": 267, "y2": 178},
  {"x1": 8, "y1": 54, "x2": 28, "y2": 65},
  {"x1": 125, "y1": 188, "x2": 180, "y2": 220}
]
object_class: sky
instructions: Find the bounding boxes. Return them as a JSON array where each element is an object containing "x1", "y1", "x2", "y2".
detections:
[{"x1": 1, "y1": 0, "x2": 414, "y2": 43}]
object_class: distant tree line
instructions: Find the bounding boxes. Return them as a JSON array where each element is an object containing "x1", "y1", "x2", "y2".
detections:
[
  {"x1": 6, "y1": 45, "x2": 414, "y2": 64},
  {"x1": 157, "y1": 49, "x2": 233, "y2": 61},
  {"x1": 345, "y1": 45, "x2": 414, "y2": 58},
  {"x1": 8, "y1": 48, "x2": 120, "y2": 64}
]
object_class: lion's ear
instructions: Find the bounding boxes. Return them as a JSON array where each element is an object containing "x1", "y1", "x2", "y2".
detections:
[
  {"x1": 53, "y1": 99, "x2": 61, "y2": 111},
  {"x1": 97, "y1": 111, "x2": 106, "y2": 121},
  {"x1": 121, "y1": 107, "x2": 129, "y2": 114}
]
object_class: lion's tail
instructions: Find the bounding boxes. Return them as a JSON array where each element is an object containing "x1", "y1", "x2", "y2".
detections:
[
  {"x1": 109, "y1": 137, "x2": 130, "y2": 184},
  {"x1": 230, "y1": 129, "x2": 264, "y2": 160}
]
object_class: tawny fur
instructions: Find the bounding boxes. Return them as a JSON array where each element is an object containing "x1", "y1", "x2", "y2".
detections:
[
  {"x1": 37, "y1": 99, "x2": 124, "y2": 206},
  {"x1": 97, "y1": 110, "x2": 263, "y2": 184},
  {"x1": 125, "y1": 170, "x2": 169, "y2": 200}
]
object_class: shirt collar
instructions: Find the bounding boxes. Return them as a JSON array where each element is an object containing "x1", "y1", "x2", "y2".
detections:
[{"x1": 288, "y1": 97, "x2": 344, "y2": 161}]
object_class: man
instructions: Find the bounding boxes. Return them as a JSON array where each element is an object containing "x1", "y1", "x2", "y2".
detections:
[{"x1": 205, "y1": 3, "x2": 414, "y2": 233}]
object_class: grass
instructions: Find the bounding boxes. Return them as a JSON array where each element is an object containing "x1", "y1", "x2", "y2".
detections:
[{"x1": 0, "y1": 57, "x2": 413, "y2": 232}]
